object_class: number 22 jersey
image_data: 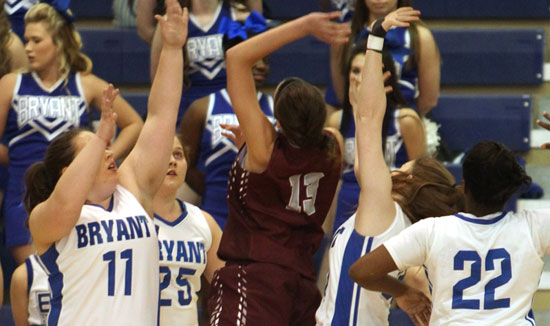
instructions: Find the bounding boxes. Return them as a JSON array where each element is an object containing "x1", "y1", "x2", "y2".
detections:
[
  {"x1": 39, "y1": 185, "x2": 159, "y2": 326},
  {"x1": 384, "y1": 210, "x2": 550, "y2": 326}
]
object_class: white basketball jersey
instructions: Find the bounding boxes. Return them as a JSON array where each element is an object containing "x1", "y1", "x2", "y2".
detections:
[
  {"x1": 385, "y1": 209, "x2": 550, "y2": 326},
  {"x1": 26, "y1": 254, "x2": 50, "y2": 326},
  {"x1": 39, "y1": 185, "x2": 159, "y2": 326},
  {"x1": 316, "y1": 202, "x2": 411, "y2": 326},
  {"x1": 154, "y1": 200, "x2": 212, "y2": 326}
]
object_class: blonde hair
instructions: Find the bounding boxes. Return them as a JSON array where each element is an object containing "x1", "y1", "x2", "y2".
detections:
[
  {"x1": 0, "y1": 0, "x2": 12, "y2": 77},
  {"x1": 25, "y1": 3, "x2": 92, "y2": 77}
]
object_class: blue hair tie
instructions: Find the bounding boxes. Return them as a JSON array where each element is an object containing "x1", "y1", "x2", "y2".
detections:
[
  {"x1": 40, "y1": 0, "x2": 75, "y2": 23},
  {"x1": 218, "y1": 10, "x2": 267, "y2": 41}
]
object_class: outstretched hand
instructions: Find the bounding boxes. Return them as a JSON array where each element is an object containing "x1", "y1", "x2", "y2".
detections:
[
  {"x1": 305, "y1": 11, "x2": 350, "y2": 45},
  {"x1": 537, "y1": 111, "x2": 550, "y2": 149},
  {"x1": 379, "y1": 7, "x2": 420, "y2": 32},
  {"x1": 221, "y1": 123, "x2": 245, "y2": 149},
  {"x1": 395, "y1": 287, "x2": 432, "y2": 326},
  {"x1": 155, "y1": 0, "x2": 189, "y2": 48},
  {"x1": 97, "y1": 84, "x2": 119, "y2": 145}
]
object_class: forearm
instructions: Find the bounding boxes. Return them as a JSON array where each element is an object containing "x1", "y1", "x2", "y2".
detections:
[
  {"x1": 226, "y1": 16, "x2": 310, "y2": 68},
  {"x1": 50, "y1": 136, "x2": 106, "y2": 211},
  {"x1": 110, "y1": 122, "x2": 142, "y2": 160},
  {"x1": 148, "y1": 46, "x2": 183, "y2": 121}
]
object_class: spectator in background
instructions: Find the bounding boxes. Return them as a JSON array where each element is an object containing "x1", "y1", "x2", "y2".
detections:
[
  {"x1": 179, "y1": 12, "x2": 272, "y2": 229},
  {"x1": 137, "y1": 0, "x2": 261, "y2": 45},
  {"x1": 329, "y1": 0, "x2": 440, "y2": 117},
  {"x1": 0, "y1": 0, "x2": 28, "y2": 77},
  {"x1": 150, "y1": 0, "x2": 256, "y2": 125},
  {"x1": 0, "y1": 2, "x2": 143, "y2": 264},
  {"x1": 3, "y1": 0, "x2": 37, "y2": 41},
  {"x1": 327, "y1": 41, "x2": 426, "y2": 232}
]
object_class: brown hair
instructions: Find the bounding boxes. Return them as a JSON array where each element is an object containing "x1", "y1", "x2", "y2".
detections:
[
  {"x1": 24, "y1": 129, "x2": 81, "y2": 213},
  {"x1": 392, "y1": 157, "x2": 465, "y2": 223},
  {"x1": 25, "y1": 3, "x2": 92, "y2": 77},
  {"x1": 274, "y1": 78, "x2": 339, "y2": 162},
  {"x1": 0, "y1": 0, "x2": 12, "y2": 77}
]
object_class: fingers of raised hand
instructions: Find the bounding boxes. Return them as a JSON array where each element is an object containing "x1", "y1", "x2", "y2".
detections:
[{"x1": 165, "y1": 0, "x2": 183, "y2": 17}]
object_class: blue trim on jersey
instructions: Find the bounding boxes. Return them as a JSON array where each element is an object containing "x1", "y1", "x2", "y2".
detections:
[
  {"x1": 154, "y1": 199, "x2": 189, "y2": 227},
  {"x1": 25, "y1": 257, "x2": 33, "y2": 296},
  {"x1": 525, "y1": 308, "x2": 536, "y2": 326},
  {"x1": 454, "y1": 212, "x2": 506, "y2": 225},
  {"x1": 84, "y1": 195, "x2": 114, "y2": 212},
  {"x1": 332, "y1": 231, "x2": 374, "y2": 325},
  {"x1": 40, "y1": 245, "x2": 63, "y2": 326}
]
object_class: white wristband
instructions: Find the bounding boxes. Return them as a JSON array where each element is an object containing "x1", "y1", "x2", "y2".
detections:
[{"x1": 367, "y1": 35, "x2": 384, "y2": 52}]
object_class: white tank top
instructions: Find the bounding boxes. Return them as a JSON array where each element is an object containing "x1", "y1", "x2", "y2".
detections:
[
  {"x1": 39, "y1": 185, "x2": 159, "y2": 326},
  {"x1": 154, "y1": 200, "x2": 212, "y2": 326},
  {"x1": 26, "y1": 254, "x2": 50, "y2": 325},
  {"x1": 316, "y1": 202, "x2": 411, "y2": 326}
]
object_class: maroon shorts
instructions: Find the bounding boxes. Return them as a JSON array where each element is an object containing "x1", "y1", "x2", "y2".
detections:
[{"x1": 208, "y1": 263, "x2": 321, "y2": 326}]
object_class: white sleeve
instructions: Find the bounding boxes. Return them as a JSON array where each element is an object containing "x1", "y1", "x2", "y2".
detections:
[
  {"x1": 383, "y1": 218, "x2": 434, "y2": 270},
  {"x1": 526, "y1": 209, "x2": 550, "y2": 255}
]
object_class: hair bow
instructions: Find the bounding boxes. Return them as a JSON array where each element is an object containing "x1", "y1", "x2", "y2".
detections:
[
  {"x1": 40, "y1": 0, "x2": 75, "y2": 23},
  {"x1": 218, "y1": 10, "x2": 267, "y2": 41}
]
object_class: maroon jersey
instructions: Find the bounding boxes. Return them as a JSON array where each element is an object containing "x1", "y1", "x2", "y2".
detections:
[{"x1": 218, "y1": 133, "x2": 341, "y2": 280}]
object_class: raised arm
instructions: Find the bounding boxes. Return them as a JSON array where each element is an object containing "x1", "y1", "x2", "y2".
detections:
[
  {"x1": 225, "y1": 12, "x2": 349, "y2": 172},
  {"x1": 179, "y1": 96, "x2": 208, "y2": 195},
  {"x1": 119, "y1": 0, "x2": 187, "y2": 210},
  {"x1": 353, "y1": 7, "x2": 419, "y2": 236},
  {"x1": 29, "y1": 85, "x2": 118, "y2": 251},
  {"x1": 415, "y1": 24, "x2": 440, "y2": 116},
  {"x1": 82, "y1": 74, "x2": 144, "y2": 160},
  {"x1": 136, "y1": 0, "x2": 158, "y2": 44}
]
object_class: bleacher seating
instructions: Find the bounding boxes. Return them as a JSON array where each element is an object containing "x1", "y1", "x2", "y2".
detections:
[
  {"x1": 266, "y1": 35, "x2": 330, "y2": 85},
  {"x1": 79, "y1": 28, "x2": 151, "y2": 85},
  {"x1": 430, "y1": 94, "x2": 532, "y2": 152},
  {"x1": 70, "y1": 0, "x2": 114, "y2": 19},
  {"x1": 433, "y1": 29, "x2": 545, "y2": 85},
  {"x1": 122, "y1": 92, "x2": 149, "y2": 118},
  {"x1": 263, "y1": 0, "x2": 321, "y2": 19},
  {"x1": 0, "y1": 305, "x2": 14, "y2": 326},
  {"x1": 414, "y1": 0, "x2": 550, "y2": 19}
]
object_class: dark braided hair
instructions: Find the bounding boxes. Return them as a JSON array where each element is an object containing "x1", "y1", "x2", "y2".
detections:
[{"x1": 463, "y1": 141, "x2": 532, "y2": 208}]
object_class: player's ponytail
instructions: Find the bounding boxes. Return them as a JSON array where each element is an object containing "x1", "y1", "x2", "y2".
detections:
[
  {"x1": 274, "y1": 78, "x2": 339, "y2": 162},
  {"x1": 24, "y1": 129, "x2": 80, "y2": 213},
  {"x1": 392, "y1": 157, "x2": 465, "y2": 223}
]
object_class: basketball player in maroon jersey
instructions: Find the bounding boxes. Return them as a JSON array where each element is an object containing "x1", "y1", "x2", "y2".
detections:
[{"x1": 206, "y1": 11, "x2": 350, "y2": 326}]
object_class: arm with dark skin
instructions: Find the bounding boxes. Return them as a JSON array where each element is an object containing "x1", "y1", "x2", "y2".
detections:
[{"x1": 179, "y1": 96, "x2": 209, "y2": 195}]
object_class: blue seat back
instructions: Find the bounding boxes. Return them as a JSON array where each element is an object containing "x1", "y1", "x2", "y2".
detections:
[
  {"x1": 430, "y1": 94, "x2": 532, "y2": 152},
  {"x1": 414, "y1": 0, "x2": 550, "y2": 19},
  {"x1": 433, "y1": 29, "x2": 544, "y2": 85}
]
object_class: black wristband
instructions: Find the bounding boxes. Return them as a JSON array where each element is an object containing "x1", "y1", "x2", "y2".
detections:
[{"x1": 371, "y1": 18, "x2": 387, "y2": 38}]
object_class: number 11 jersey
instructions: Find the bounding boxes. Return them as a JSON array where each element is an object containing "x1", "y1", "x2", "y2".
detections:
[{"x1": 39, "y1": 185, "x2": 159, "y2": 326}]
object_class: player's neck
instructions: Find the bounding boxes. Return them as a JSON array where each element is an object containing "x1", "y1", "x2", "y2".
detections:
[
  {"x1": 191, "y1": 0, "x2": 219, "y2": 16},
  {"x1": 153, "y1": 192, "x2": 181, "y2": 221},
  {"x1": 34, "y1": 64, "x2": 62, "y2": 87},
  {"x1": 465, "y1": 199, "x2": 502, "y2": 217}
]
